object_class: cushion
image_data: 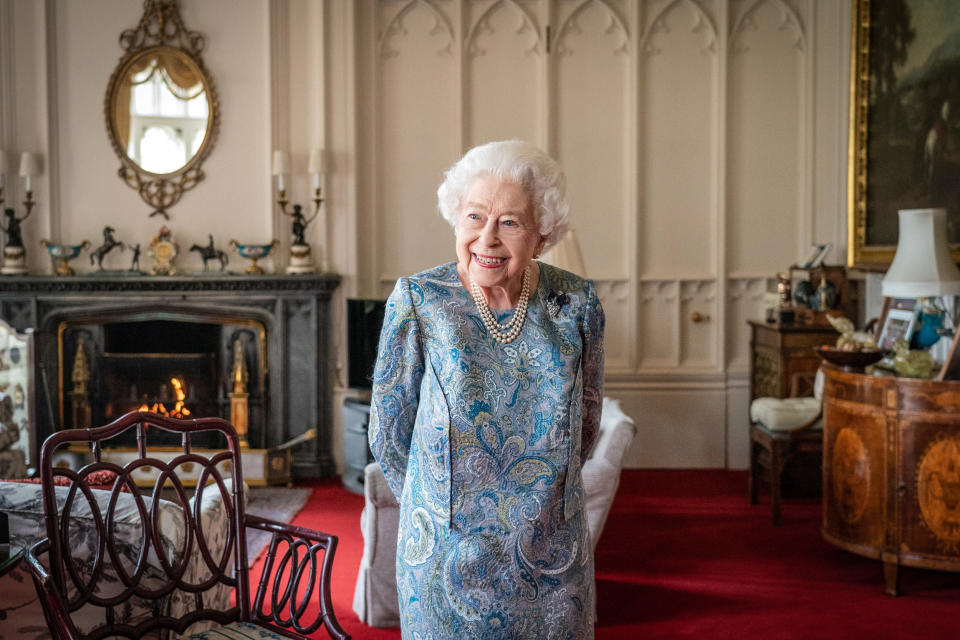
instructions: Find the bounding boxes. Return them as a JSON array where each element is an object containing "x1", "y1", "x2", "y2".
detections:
[
  {"x1": 185, "y1": 620, "x2": 288, "y2": 639},
  {"x1": 750, "y1": 397, "x2": 821, "y2": 431}
]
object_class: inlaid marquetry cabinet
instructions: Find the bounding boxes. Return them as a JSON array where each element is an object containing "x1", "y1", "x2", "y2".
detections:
[
  {"x1": 747, "y1": 320, "x2": 838, "y2": 401},
  {"x1": 822, "y1": 367, "x2": 960, "y2": 596}
]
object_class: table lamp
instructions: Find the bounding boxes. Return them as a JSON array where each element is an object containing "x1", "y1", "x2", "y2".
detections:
[
  {"x1": 542, "y1": 229, "x2": 587, "y2": 277},
  {"x1": 882, "y1": 208, "x2": 960, "y2": 348}
]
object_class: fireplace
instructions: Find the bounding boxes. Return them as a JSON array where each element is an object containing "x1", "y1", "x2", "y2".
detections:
[
  {"x1": 62, "y1": 317, "x2": 266, "y2": 450},
  {"x1": 0, "y1": 273, "x2": 339, "y2": 478}
]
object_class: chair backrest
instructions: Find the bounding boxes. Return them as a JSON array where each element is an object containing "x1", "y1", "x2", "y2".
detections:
[
  {"x1": 35, "y1": 410, "x2": 249, "y2": 638},
  {"x1": 0, "y1": 319, "x2": 35, "y2": 478}
]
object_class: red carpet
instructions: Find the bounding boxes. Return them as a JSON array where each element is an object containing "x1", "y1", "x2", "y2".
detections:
[{"x1": 252, "y1": 470, "x2": 960, "y2": 638}]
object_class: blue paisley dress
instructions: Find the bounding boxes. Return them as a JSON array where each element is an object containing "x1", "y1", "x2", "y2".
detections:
[{"x1": 370, "y1": 261, "x2": 604, "y2": 639}]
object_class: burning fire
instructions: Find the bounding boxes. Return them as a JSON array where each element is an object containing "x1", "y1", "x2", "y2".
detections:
[{"x1": 139, "y1": 377, "x2": 192, "y2": 418}]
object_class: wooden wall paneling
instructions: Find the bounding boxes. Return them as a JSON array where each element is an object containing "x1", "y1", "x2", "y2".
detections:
[
  {"x1": 680, "y1": 279, "x2": 717, "y2": 368},
  {"x1": 376, "y1": 0, "x2": 460, "y2": 279},
  {"x1": 552, "y1": 0, "x2": 629, "y2": 280},
  {"x1": 726, "y1": 0, "x2": 808, "y2": 274},
  {"x1": 639, "y1": 279, "x2": 679, "y2": 368},
  {"x1": 725, "y1": 276, "x2": 768, "y2": 370},
  {"x1": 596, "y1": 279, "x2": 631, "y2": 373},
  {"x1": 464, "y1": 0, "x2": 542, "y2": 148},
  {"x1": 639, "y1": 0, "x2": 717, "y2": 280}
]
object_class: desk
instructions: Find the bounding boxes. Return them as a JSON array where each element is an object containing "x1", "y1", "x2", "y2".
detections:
[{"x1": 822, "y1": 367, "x2": 960, "y2": 595}]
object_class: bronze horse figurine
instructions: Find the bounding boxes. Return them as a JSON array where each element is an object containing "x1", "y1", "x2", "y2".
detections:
[
  {"x1": 190, "y1": 234, "x2": 228, "y2": 271},
  {"x1": 90, "y1": 226, "x2": 125, "y2": 270}
]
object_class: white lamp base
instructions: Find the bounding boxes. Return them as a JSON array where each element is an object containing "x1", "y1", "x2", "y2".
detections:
[
  {"x1": 1, "y1": 246, "x2": 28, "y2": 275},
  {"x1": 286, "y1": 243, "x2": 316, "y2": 275}
]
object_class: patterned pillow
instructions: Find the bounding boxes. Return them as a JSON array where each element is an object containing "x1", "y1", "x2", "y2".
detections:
[{"x1": 3, "y1": 469, "x2": 124, "y2": 491}]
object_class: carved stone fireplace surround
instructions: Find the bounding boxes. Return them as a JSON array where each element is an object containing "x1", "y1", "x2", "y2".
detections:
[{"x1": 0, "y1": 273, "x2": 340, "y2": 479}]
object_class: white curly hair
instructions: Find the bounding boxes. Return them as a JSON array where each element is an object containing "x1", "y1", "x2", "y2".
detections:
[{"x1": 436, "y1": 140, "x2": 570, "y2": 251}]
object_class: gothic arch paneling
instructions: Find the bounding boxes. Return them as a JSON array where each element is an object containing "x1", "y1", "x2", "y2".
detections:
[
  {"x1": 464, "y1": 0, "x2": 541, "y2": 147},
  {"x1": 377, "y1": 1, "x2": 460, "y2": 277},
  {"x1": 726, "y1": 0, "x2": 808, "y2": 275}
]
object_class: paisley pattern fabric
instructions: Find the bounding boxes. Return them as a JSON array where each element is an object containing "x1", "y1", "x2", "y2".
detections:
[{"x1": 369, "y1": 261, "x2": 604, "y2": 639}]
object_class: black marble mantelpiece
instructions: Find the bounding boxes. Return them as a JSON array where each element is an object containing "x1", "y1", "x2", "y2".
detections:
[{"x1": 0, "y1": 273, "x2": 341, "y2": 479}]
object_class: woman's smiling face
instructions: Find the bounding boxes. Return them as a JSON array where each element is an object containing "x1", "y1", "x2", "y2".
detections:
[{"x1": 456, "y1": 175, "x2": 543, "y2": 296}]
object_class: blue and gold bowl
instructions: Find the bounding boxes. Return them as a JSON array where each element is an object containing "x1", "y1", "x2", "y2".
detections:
[
  {"x1": 41, "y1": 239, "x2": 90, "y2": 276},
  {"x1": 230, "y1": 239, "x2": 278, "y2": 275}
]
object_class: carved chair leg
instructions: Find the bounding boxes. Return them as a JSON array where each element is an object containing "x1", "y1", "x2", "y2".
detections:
[{"x1": 749, "y1": 433, "x2": 759, "y2": 505}]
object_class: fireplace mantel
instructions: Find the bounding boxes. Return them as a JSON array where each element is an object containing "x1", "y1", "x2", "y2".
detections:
[{"x1": 0, "y1": 273, "x2": 341, "y2": 479}]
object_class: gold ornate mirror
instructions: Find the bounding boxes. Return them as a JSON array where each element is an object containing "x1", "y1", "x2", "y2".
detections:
[{"x1": 105, "y1": 0, "x2": 219, "y2": 219}]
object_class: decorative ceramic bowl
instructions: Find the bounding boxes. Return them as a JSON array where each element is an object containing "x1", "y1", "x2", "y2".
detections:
[
  {"x1": 230, "y1": 239, "x2": 278, "y2": 275},
  {"x1": 41, "y1": 239, "x2": 90, "y2": 276},
  {"x1": 814, "y1": 345, "x2": 884, "y2": 372}
]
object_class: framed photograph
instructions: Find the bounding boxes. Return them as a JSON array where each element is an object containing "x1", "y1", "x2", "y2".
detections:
[
  {"x1": 877, "y1": 306, "x2": 918, "y2": 351},
  {"x1": 801, "y1": 243, "x2": 833, "y2": 269},
  {"x1": 848, "y1": 0, "x2": 960, "y2": 269}
]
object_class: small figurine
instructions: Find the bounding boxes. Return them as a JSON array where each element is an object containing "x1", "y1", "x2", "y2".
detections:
[
  {"x1": 90, "y1": 226, "x2": 125, "y2": 270},
  {"x1": 776, "y1": 272, "x2": 792, "y2": 307},
  {"x1": 892, "y1": 338, "x2": 936, "y2": 379},
  {"x1": 2, "y1": 208, "x2": 24, "y2": 247},
  {"x1": 148, "y1": 226, "x2": 179, "y2": 275},
  {"x1": 291, "y1": 205, "x2": 308, "y2": 246},
  {"x1": 189, "y1": 234, "x2": 228, "y2": 271},
  {"x1": 130, "y1": 243, "x2": 141, "y2": 272},
  {"x1": 284, "y1": 203, "x2": 318, "y2": 274}
]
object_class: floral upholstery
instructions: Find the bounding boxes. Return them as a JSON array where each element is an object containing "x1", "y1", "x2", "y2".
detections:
[
  {"x1": 0, "y1": 479, "x2": 245, "y2": 639},
  {"x1": 0, "y1": 320, "x2": 33, "y2": 480},
  {"x1": 184, "y1": 620, "x2": 289, "y2": 639}
]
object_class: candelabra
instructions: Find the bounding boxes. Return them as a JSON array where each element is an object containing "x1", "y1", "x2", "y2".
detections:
[
  {"x1": 272, "y1": 149, "x2": 328, "y2": 274},
  {"x1": 1, "y1": 151, "x2": 40, "y2": 275}
]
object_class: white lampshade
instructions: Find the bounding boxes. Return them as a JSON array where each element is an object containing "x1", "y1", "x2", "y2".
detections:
[
  {"x1": 19, "y1": 151, "x2": 40, "y2": 177},
  {"x1": 882, "y1": 208, "x2": 960, "y2": 297},
  {"x1": 271, "y1": 150, "x2": 289, "y2": 176},
  {"x1": 542, "y1": 229, "x2": 587, "y2": 277}
]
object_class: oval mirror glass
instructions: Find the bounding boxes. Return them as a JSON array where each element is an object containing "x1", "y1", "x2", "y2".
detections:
[{"x1": 109, "y1": 46, "x2": 211, "y2": 176}]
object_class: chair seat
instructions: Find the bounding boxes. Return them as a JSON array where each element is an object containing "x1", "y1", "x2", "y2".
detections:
[
  {"x1": 185, "y1": 620, "x2": 291, "y2": 639},
  {"x1": 750, "y1": 396, "x2": 821, "y2": 431}
]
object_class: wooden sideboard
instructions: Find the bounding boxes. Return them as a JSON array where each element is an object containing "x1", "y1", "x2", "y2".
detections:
[
  {"x1": 822, "y1": 367, "x2": 960, "y2": 595},
  {"x1": 748, "y1": 320, "x2": 837, "y2": 400}
]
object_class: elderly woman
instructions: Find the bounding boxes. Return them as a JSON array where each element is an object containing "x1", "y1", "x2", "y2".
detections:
[{"x1": 369, "y1": 140, "x2": 605, "y2": 639}]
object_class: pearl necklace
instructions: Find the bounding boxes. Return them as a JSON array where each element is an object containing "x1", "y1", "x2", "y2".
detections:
[{"x1": 469, "y1": 266, "x2": 531, "y2": 344}]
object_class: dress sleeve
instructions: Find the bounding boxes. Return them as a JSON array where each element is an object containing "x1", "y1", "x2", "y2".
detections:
[
  {"x1": 580, "y1": 279, "x2": 605, "y2": 464},
  {"x1": 368, "y1": 277, "x2": 425, "y2": 501}
]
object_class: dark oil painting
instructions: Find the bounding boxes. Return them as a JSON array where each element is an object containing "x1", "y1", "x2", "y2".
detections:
[{"x1": 865, "y1": 0, "x2": 960, "y2": 246}]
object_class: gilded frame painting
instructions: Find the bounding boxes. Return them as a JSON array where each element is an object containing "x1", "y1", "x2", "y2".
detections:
[{"x1": 848, "y1": 0, "x2": 960, "y2": 269}]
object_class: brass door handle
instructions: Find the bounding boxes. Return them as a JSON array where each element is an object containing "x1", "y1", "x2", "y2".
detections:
[{"x1": 691, "y1": 312, "x2": 710, "y2": 323}]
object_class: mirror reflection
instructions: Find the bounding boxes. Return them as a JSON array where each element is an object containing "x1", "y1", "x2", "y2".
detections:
[{"x1": 113, "y1": 46, "x2": 210, "y2": 175}]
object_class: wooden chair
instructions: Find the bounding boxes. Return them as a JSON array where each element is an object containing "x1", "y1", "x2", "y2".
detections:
[
  {"x1": 24, "y1": 410, "x2": 350, "y2": 639},
  {"x1": 748, "y1": 370, "x2": 823, "y2": 525}
]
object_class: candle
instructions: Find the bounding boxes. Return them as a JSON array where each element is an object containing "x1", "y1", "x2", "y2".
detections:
[
  {"x1": 272, "y1": 150, "x2": 289, "y2": 192},
  {"x1": 308, "y1": 149, "x2": 326, "y2": 191}
]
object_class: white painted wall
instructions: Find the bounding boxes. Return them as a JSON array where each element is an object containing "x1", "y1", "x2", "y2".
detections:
[{"x1": 1, "y1": 0, "x2": 855, "y2": 473}]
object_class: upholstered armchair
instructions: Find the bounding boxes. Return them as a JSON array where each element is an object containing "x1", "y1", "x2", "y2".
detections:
[{"x1": 352, "y1": 397, "x2": 637, "y2": 627}]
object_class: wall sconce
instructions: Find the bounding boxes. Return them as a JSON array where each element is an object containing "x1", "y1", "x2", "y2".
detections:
[
  {"x1": 271, "y1": 148, "x2": 329, "y2": 274},
  {"x1": 1, "y1": 150, "x2": 41, "y2": 275}
]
